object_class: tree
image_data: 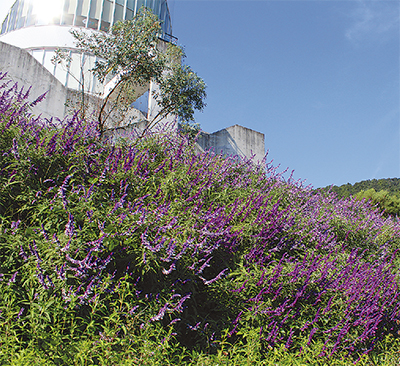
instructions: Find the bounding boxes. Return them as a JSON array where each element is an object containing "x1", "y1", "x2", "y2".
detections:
[
  {"x1": 53, "y1": 7, "x2": 206, "y2": 136},
  {"x1": 143, "y1": 63, "x2": 206, "y2": 136},
  {"x1": 355, "y1": 188, "x2": 400, "y2": 217}
]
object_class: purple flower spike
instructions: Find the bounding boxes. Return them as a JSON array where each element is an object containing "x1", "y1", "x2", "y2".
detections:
[
  {"x1": 150, "y1": 303, "x2": 169, "y2": 322},
  {"x1": 128, "y1": 305, "x2": 139, "y2": 315},
  {"x1": 162, "y1": 262, "x2": 176, "y2": 275},
  {"x1": 11, "y1": 220, "x2": 21, "y2": 233},
  {"x1": 199, "y1": 268, "x2": 228, "y2": 285},
  {"x1": 17, "y1": 307, "x2": 25, "y2": 319},
  {"x1": 11, "y1": 138, "x2": 20, "y2": 160},
  {"x1": 64, "y1": 213, "x2": 75, "y2": 238},
  {"x1": 7, "y1": 271, "x2": 18, "y2": 286}
]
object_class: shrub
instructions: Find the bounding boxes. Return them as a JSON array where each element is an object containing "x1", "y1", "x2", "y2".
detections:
[{"x1": 1, "y1": 74, "x2": 400, "y2": 364}]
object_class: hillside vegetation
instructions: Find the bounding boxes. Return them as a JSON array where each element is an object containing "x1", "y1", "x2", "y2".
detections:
[
  {"x1": 2, "y1": 76, "x2": 400, "y2": 365},
  {"x1": 326, "y1": 178, "x2": 400, "y2": 198},
  {"x1": 323, "y1": 179, "x2": 400, "y2": 218}
]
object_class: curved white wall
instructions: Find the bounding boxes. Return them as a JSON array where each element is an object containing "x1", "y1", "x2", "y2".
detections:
[
  {"x1": 0, "y1": 0, "x2": 174, "y2": 97},
  {"x1": 0, "y1": 25, "x2": 78, "y2": 49}
]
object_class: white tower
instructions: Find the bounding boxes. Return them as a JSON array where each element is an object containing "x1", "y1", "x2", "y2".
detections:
[{"x1": 0, "y1": 0, "x2": 174, "y2": 120}]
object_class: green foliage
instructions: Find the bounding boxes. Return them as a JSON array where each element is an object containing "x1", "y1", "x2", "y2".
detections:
[
  {"x1": 321, "y1": 179, "x2": 400, "y2": 217},
  {"x1": 325, "y1": 178, "x2": 400, "y2": 198},
  {"x1": 2, "y1": 81, "x2": 400, "y2": 365},
  {"x1": 355, "y1": 189, "x2": 400, "y2": 217},
  {"x1": 178, "y1": 121, "x2": 201, "y2": 141},
  {"x1": 54, "y1": 7, "x2": 206, "y2": 135},
  {"x1": 152, "y1": 63, "x2": 206, "y2": 125},
  {"x1": 74, "y1": 11, "x2": 164, "y2": 85}
]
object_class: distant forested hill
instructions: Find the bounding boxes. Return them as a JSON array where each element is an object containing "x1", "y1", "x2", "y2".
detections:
[
  {"x1": 321, "y1": 178, "x2": 400, "y2": 217},
  {"x1": 323, "y1": 178, "x2": 400, "y2": 198}
]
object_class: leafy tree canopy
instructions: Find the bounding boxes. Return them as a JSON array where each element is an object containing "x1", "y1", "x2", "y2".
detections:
[
  {"x1": 322, "y1": 178, "x2": 400, "y2": 198},
  {"x1": 321, "y1": 178, "x2": 400, "y2": 217},
  {"x1": 54, "y1": 7, "x2": 206, "y2": 135}
]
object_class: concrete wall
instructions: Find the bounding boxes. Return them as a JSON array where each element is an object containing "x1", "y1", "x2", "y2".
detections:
[
  {"x1": 0, "y1": 40, "x2": 68, "y2": 120},
  {"x1": 0, "y1": 40, "x2": 148, "y2": 127},
  {"x1": 0, "y1": 40, "x2": 265, "y2": 163},
  {"x1": 197, "y1": 124, "x2": 265, "y2": 163},
  {"x1": 0, "y1": 25, "x2": 76, "y2": 50}
]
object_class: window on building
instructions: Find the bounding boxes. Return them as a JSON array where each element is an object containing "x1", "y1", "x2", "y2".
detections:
[
  {"x1": 67, "y1": 52, "x2": 83, "y2": 90},
  {"x1": 101, "y1": 0, "x2": 113, "y2": 31},
  {"x1": 25, "y1": 2, "x2": 34, "y2": 27},
  {"x1": 31, "y1": 49, "x2": 44, "y2": 65},
  {"x1": 126, "y1": 0, "x2": 135, "y2": 11},
  {"x1": 114, "y1": 3, "x2": 124, "y2": 22},
  {"x1": 82, "y1": 53, "x2": 96, "y2": 92},
  {"x1": 75, "y1": 0, "x2": 90, "y2": 27},
  {"x1": 126, "y1": 8, "x2": 133, "y2": 20},
  {"x1": 89, "y1": 0, "x2": 103, "y2": 21},
  {"x1": 8, "y1": 4, "x2": 18, "y2": 32},
  {"x1": 160, "y1": 0, "x2": 168, "y2": 33},
  {"x1": 16, "y1": 1, "x2": 29, "y2": 28},
  {"x1": 43, "y1": 50, "x2": 56, "y2": 76},
  {"x1": 135, "y1": 0, "x2": 146, "y2": 15},
  {"x1": 1, "y1": 15, "x2": 9, "y2": 34},
  {"x1": 153, "y1": 0, "x2": 161, "y2": 15},
  {"x1": 61, "y1": 0, "x2": 77, "y2": 25},
  {"x1": 55, "y1": 61, "x2": 68, "y2": 86}
]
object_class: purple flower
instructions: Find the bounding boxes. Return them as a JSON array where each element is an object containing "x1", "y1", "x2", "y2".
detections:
[
  {"x1": 128, "y1": 305, "x2": 139, "y2": 315},
  {"x1": 7, "y1": 271, "x2": 18, "y2": 285},
  {"x1": 187, "y1": 322, "x2": 201, "y2": 331},
  {"x1": 150, "y1": 303, "x2": 169, "y2": 322},
  {"x1": 195, "y1": 256, "x2": 212, "y2": 274},
  {"x1": 58, "y1": 175, "x2": 72, "y2": 209},
  {"x1": 168, "y1": 318, "x2": 181, "y2": 326},
  {"x1": 19, "y1": 245, "x2": 28, "y2": 261},
  {"x1": 11, "y1": 138, "x2": 20, "y2": 160},
  {"x1": 11, "y1": 220, "x2": 21, "y2": 233},
  {"x1": 162, "y1": 262, "x2": 176, "y2": 275},
  {"x1": 64, "y1": 213, "x2": 75, "y2": 238},
  {"x1": 61, "y1": 239, "x2": 71, "y2": 253},
  {"x1": 199, "y1": 268, "x2": 228, "y2": 285},
  {"x1": 172, "y1": 293, "x2": 191, "y2": 312},
  {"x1": 17, "y1": 307, "x2": 25, "y2": 319}
]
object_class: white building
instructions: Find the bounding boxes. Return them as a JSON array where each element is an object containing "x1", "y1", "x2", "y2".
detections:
[
  {"x1": 0, "y1": 0, "x2": 265, "y2": 162},
  {"x1": 0, "y1": 0, "x2": 174, "y2": 121}
]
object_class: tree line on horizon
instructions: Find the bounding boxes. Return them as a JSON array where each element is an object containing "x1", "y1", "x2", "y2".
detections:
[{"x1": 321, "y1": 178, "x2": 400, "y2": 217}]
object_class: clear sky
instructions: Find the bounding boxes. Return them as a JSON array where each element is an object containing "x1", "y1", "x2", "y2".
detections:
[
  {"x1": 170, "y1": 0, "x2": 400, "y2": 188},
  {"x1": 1, "y1": 0, "x2": 399, "y2": 188}
]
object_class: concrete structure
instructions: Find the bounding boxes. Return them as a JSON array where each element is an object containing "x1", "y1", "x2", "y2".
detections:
[
  {"x1": 0, "y1": 0, "x2": 174, "y2": 121},
  {"x1": 0, "y1": 40, "x2": 99, "y2": 120},
  {"x1": 0, "y1": 38, "x2": 265, "y2": 161},
  {"x1": 0, "y1": 1, "x2": 265, "y2": 162},
  {"x1": 0, "y1": 40, "x2": 68, "y2": 119},
  {"x1": 196, "y1": 125, "x2": 265, "y2": 163},
  {"x1": 0, "y1": 39, "x2": 150, "y2": 126}
]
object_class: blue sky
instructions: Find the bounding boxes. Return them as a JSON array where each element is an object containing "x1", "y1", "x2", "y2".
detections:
[
  {"x1": 169, "y1": 0, "x2": 399, "y2": 188},
  {"x1": 1, "y1": 0, "x2": 399, "y2": 188}
]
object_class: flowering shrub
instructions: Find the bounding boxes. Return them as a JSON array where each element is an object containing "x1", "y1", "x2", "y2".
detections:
[{"x1": 1, "y1": 73, "x2": 400, "y2": 364}]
